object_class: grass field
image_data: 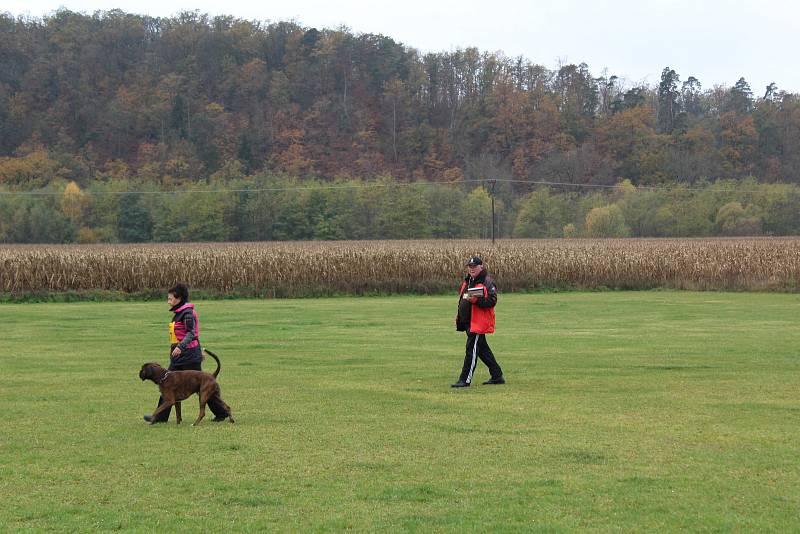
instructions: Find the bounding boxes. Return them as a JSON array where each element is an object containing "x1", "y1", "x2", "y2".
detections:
[{"x1": 2, "y1": 292, "x2": 799, "y2": 532}]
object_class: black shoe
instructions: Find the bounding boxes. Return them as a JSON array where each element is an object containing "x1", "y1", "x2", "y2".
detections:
[
  {"x1": 211, "y1": 415, "x2": 229, "y2": 422},
  {"x1": 143, "y1": 415, "x2": 166, "y2": 423},
  {"x1": 451, "y1": 381, "x2": 470, "y2": 388},
  {"x1": 483, "y1": 376, "x2": 506, "y2": 385}
]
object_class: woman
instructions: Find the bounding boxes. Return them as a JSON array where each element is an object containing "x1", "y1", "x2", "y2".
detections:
[{"x1": 144, "y1": 283, "x2": 231, "y2": 423}]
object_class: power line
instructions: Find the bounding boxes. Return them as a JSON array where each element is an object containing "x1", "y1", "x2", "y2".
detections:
[
  {"x1": 0, "y1": 178, "x2": 472, "y2": 196},
  {"x1": 0, "y1": 177, "x2": 775, "y2": 196},
  {"x1": 496, "y1": 179, "x2": 768, "y2": 194}
]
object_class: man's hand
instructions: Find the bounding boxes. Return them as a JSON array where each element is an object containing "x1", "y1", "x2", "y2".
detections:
[{"x1": 171, "y1": 346, "x2": 182, "y2": 358}]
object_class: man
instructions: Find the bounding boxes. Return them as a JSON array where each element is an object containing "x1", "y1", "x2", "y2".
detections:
[
  {"x1": 144, "y1": 283, "x2": 231, "y2": 423},
  {"x1": 452, "y1": 256, "x2": 505, "y2": 388}
]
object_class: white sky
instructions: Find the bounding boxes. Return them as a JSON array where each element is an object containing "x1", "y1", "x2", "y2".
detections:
[{"x1": 5, "y1": 0, "x2": 800, "y2": 95}]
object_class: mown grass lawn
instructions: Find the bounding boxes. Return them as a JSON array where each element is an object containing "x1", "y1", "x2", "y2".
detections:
[{"x1": 1, "y1": 292, "x2": 799, "y2": 532}]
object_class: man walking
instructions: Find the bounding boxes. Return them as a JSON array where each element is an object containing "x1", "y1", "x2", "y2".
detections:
[{"x1": 452, "y1": 256, "x2": 505, "y2": 388}]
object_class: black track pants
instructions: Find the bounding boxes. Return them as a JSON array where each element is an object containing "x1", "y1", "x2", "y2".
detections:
[{"x1": 458, "y1": 332, "x2": 503, "y2": 384}]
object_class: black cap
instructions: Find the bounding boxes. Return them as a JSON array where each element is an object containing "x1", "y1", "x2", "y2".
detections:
[{"x1": 465, "y1": 256, "x2": 483, "y2": 266}]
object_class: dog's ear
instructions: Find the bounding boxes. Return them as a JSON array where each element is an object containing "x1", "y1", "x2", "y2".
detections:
[{"x1": 139, "y1": 363, "x2": 154, "y2": 381}]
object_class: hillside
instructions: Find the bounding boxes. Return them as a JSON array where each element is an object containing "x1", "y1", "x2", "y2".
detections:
[{"x1": 1, "y1": 9, "x2": 799, "y2": 242}]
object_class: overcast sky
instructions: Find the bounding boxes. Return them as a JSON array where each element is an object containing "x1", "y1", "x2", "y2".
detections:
[{"x1": 5, "y1": 0, "x2": 800, "y2": 95}]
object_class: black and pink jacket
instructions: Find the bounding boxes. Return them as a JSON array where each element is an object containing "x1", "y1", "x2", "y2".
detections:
[{"x1": 169, "y1": 302, "x2": 202, "y2": 365}]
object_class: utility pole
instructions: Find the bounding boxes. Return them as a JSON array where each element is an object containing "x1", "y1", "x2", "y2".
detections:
[{"x1": 488, "y1": 179, "x2": 497, "y2": 245}]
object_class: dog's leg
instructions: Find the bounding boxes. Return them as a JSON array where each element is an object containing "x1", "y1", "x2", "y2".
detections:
[
  {"x1": 149, "y1": 400, "x2": 174, "y2": 424},
  {"x1": 175, "y1": 401, "x2": 182, "y2": 425},
  {"x1": 193, "y1": 398, "x2": 207, "y2": 426},
  {"x1": 216, "y1": 395, "x2": 235, "y2": 423},
  {"x1": 193, "y1": 389, "x2": 209, "y2": 426}
]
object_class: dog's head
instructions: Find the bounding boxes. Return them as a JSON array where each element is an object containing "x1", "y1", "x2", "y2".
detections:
[{"x1": 139, "y1": 362, "x2": 165, "y2": 382}]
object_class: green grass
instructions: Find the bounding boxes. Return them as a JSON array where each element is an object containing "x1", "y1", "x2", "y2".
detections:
[{"x1": 1, "y1": 292, "x2": 799, "y2": 532}]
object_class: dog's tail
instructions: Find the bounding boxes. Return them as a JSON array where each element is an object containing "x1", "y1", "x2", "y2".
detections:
[{"x1": 203, "y1": 349, "x2": 221, "y2": 377}]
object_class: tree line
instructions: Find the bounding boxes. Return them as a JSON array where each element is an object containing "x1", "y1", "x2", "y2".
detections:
[
  {"x1": 1, "y1": 9, "x2": 799, "y2": 242},
  {"x1": 2, "y1": 175, "x2": 800, "y2": 243}
]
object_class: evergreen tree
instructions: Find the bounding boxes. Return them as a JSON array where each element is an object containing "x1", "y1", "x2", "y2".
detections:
[
  {"x1": 657, "y1": 67, "x2": 680, "y2": 133},
  {"x1": 117, "y1": 194, "x2": 153, "y2": 242}
]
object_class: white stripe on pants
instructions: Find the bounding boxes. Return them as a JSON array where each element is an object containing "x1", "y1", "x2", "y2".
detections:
[{"x1": 466, "y1": 334, "x2": 479, "y2": 384}]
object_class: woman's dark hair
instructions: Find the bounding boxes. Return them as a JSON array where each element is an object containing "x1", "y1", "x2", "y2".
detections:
[{"x1": 168, "y1": 283, "x2": 189, "y2": 303}]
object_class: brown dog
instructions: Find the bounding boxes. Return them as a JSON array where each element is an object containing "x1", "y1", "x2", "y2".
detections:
[{"x1": 139, "y1": 349, "x2": 235, "y2": 425}]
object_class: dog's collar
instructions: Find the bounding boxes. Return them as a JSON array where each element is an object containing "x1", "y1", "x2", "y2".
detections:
[{"x1": 156, "y1": 371, "x2": 172, "y2": 384}]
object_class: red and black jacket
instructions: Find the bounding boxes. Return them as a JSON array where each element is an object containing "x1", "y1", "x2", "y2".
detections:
[{"x1": 456, "y1": 269, "x2": 497, "y2": 334}]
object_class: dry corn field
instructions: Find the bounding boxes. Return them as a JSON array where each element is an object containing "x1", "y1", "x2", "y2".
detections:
[{"x1": 2, "y1": 238, "x2": 800, "y2": 297}]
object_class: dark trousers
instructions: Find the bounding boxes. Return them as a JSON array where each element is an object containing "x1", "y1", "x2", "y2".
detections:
[
  {"x1": 459, "y1": 332, "x2": 503, "y2": 384},
  {"x1": 152, "y1": 360, "x2": 229, "y2": 422}
]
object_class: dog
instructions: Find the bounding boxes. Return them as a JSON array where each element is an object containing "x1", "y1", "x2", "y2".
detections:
[{"x1": 139, "y1": 349, "x2": 235, "y2": 425}]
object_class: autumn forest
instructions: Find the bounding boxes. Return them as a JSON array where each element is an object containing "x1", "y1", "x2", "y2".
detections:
[{"x1": 1, "y1": 9, "x2": 800, "y2": 242}]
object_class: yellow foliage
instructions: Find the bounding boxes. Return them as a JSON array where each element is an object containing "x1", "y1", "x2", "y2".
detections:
[
  {"x1": 585, "y1": 205, "x2": 630, "y2": 238},
  {"x1": 442, "y1": 167, "x2": 464, "y2": 182},
  {"x1": 0, "y1": 150, "x2": 59, "y2": 186},
  {"x1": 277, "y1": 143, "x2": 314, "y2": 175},
  {"x1": 616, "y1": 179, "x2": 636, "y2": 195},
  {"x1": 205, "y1": 102, "x2": 225, "y2": 115},
  {"x1": 60, "y1": 181, "x2": 90, "y2": 224}
]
